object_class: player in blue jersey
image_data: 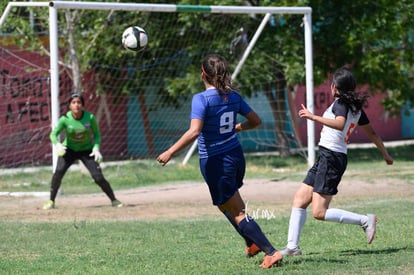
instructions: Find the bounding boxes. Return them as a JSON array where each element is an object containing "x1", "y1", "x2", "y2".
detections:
[
  {"x1": 279, "y1": 67, "x2": 393, "y2": 257},
  {"x1": 42, "y1": 93, "x2": 123, "y2": 210},
  {"x1": 157, "y1": 54, "x2": 282, "y2": 268}
]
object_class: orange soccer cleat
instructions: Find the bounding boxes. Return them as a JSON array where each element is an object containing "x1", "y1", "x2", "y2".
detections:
[
  {"x1": 260, "y1": 250, "x2": 283, "y2": 269},
  {"x1": 245, "y1": 243, "x2": 261, "y2": 258}
]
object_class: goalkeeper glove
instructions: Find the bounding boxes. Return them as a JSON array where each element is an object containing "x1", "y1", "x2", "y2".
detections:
[
  {"x1": 89, "y1": 148, "x2": 103, "y2": 163},
  {"x1": 56, "y1": 143, "x2": 67, "y2": 156}
]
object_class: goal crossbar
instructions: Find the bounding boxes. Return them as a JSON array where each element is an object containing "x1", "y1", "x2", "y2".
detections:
[
  {"x1": 0, "y1": 1, "x2": 315, "y2": 167},
  {"x1": 49, "y1": 1, "x2": 311, "y2": 14}
]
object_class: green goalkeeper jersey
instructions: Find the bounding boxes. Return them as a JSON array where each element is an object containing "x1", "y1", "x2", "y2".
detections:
[{"x1": 50, "y1": 110, "x2": 101, "y2": 152}]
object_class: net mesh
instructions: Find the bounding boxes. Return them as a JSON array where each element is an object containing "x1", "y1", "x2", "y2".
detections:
[{"x1": 0, "y1": 6, "x2": 307, "y2": 168}]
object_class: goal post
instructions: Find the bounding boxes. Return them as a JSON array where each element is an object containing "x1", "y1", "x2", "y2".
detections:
[
  {"x1": 0, "y1": 1, "x2": 315, "y2": 169},
  {"x1": 47, "y1": 1, "x2": 315, "y2": 166}
]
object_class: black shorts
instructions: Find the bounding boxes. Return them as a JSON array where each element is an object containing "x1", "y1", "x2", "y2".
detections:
[
  {"x1": 55, "y1": 148, "x2": 102, "y2": 178},
  {"x1": 303, "y1": 146, "x2": 347, "y2": 195}
]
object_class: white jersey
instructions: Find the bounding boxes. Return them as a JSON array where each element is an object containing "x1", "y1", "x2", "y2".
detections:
[{"x1": 318, "y1": 99, "x2": 367, "y2": 154}]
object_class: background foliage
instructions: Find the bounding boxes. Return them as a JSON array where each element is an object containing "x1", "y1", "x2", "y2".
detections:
[{"x1": 1, "y1": 0, "x2": 413, "y2": 110}]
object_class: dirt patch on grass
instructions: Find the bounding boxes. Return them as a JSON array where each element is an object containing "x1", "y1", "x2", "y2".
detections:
[{"x1": 0, "y1": 177, "x2": 412, "y2": 223}]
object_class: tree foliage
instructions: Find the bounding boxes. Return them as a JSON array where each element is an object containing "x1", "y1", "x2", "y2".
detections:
[
  {"x1": 308, "y1": 0, "x2": 414, "y2": 112},
  {"x1": 1, "y1": 0, "x2": 412, "y2": 107},
  {"x1": 1, "y1": 0, "x2": 413, "y2": 156}
]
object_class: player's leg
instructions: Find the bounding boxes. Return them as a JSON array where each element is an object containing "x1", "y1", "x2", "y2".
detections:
[
  {"x1": 281, "y1": 155, "x2": 322, "y2": 256},
  {"x1": 80, "y1": 152, "x2": 122, "y2": 207},
  {"x1": 230, "y1": 148, "x2": 264, "y2": 257},
  {"x1": 201, "y1": 152, "x2": 257, "y2": 253},
  {"x1": 281, "y1": 183, "x2": 313, "y2": 256},
  {"x1": 311, "y1": 191, "x2": 332, "y2": 220},
  {"x1": 231, "y1": 148, "x2": 282, "y2": 267},
  {"x1": 201, "y1": 148, "x2": 281, "y2": 267},
  {"x1": 43, "y1": 150, "x2": 75, "y2": 209},
  {"x1": 219, "y1": 191, "x2": 282, "y2": 268},
  {"x1": 311, "y1": 147, "x2": 375, "y2": 242},
  {"x1": 313, "y1": 190, "x2": 376, "y2": 244},
  {"x1": 323, "y1": 205, "x2": 377, "y2": 244},
  {"x1": 220, "y1": 209, "x2": 261, "y2": 257}
]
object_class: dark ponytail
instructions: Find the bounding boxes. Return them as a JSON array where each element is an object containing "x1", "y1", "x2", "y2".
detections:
[
  {"x1": 201, "y1": 54, "x2": 234, "y2": 93},
  {"x1": 332, "y1": 68, "x2": 368, "y2": 113}
]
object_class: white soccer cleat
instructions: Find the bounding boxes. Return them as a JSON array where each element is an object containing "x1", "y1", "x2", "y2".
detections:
[
  {"x1": 363, "y1": 214, "x2": 377, "y2": 244},
  {"x1": 279, "y1": 246, "x2": 302, "y2": 256}
]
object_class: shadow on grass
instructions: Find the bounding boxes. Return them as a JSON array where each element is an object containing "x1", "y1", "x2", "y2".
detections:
[
  {"x1": 339, "y1": 246, "x2": 413, "y2": 256},
  {"x1": 85, "y1": 203, "x2": 145, "y2": 208},
  {"x1": 283, "y1": 256, "x2": 348, "y2": 266},
  {"x1": 281, "y1": 246, "x2": 413, "y2": 266}
]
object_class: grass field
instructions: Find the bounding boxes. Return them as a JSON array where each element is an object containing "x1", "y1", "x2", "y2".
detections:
[
  {"x1": 0, "y1": 145, "x2": 413, "y2": 274},
  {"x1": 0, "y1": 200, "x2": 412, "y2": 274}
]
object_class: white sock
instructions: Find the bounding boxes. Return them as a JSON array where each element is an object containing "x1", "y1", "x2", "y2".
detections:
[
  {"x1": 324, "y1": 208, "x2": 367, "y2": 226},
  {"x1": 286, "y1": 207, "x2": 307, "y2": 249}
]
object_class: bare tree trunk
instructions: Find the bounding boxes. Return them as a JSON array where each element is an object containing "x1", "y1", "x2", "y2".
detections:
[
  {"x1": 65, "y1": 10, "x2": 85, "y2": 175},
  {"x1": 65, "y1": 10, "x2": 81, "y2": 93}
]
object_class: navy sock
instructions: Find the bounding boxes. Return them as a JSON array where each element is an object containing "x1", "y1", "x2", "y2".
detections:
[
  {"x1": 222, "y1": 211, "x2": 254, "y2": 246},
  {"x1": 238, "y1": 217, "x2": 276, "y2": 255}
]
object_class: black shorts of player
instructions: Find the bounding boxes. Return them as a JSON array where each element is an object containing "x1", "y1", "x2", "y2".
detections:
[
  {"x1": 303, "y1": 146, "x2": 347, "y2": 195},
  {"x1": 56, "y1": 148, "x2": 102, "y2": 177}
]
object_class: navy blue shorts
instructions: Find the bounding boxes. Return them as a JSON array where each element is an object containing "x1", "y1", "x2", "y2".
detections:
[
  {"x1": 303, "y1": 146, "x2": 347, "y2": 195},
  {"x1": 199, "y1": 146, "x2": 245, "y2": 205}
]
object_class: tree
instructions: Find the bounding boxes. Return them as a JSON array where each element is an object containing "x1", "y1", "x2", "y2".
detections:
[
  {"x1": 162, "y1": 0, "x2": 414, "y2": 152},
  {"x1": 2, "y1": 0, "x2": 413, "y2": 157},
  {"x1": 308, "y1": 0, "x2": 414, "y2": 113}
]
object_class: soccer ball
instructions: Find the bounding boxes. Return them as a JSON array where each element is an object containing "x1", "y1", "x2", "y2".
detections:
[{"x1": 122, "y1": 26, "x2": 148, "y2": 52}]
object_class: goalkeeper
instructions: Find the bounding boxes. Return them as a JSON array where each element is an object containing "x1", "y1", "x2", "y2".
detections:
[{"x1": 42, "y1": 93, "x2": 123, "y2": 210}]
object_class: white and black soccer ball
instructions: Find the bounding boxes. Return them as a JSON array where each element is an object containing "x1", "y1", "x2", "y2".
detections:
[{"x1": 122, "y1": 26, "x2": 148, "y2": 52}]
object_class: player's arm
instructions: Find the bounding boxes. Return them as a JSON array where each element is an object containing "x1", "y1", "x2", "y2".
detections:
[
  {"x1": 88, "y1": 114, "x2": 104, "y2": 163},
  {"x1": 298, "y1": 104, "x2": 346, "y2": 130},
  {"x1": 49, "y1": 118, "x2": 65, "y2": 144},
  {"x1": 360, "y1": 123, "x2": 394, "y2": 165},
  {"x1": 235, "y1": 110, "x2": 261, "y2": 132},
  {"x1": 157, "y1": 118, "x2": 203, "y2": 166},
  {"x1": 50, "y1": 117, "x2": 67, "y2": 156},
  {"x1": 90, "y1": 115, "x2": 101, "y2": 151}
]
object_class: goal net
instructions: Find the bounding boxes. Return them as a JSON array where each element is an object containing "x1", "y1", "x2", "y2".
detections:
[{"x1": 0, "y1": 2, "x2": 313, "y2": 170}]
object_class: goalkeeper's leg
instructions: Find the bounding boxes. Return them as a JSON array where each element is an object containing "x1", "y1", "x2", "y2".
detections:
[
  {"x1": 50, "y1": 154, "x2": 75, "y2": 200},
  {"x1": 43, "y1": 152, "x2": 75, "y2": 209},
  {"x1": 80, "y1": 154, "x2": 118, "y2": 203}
]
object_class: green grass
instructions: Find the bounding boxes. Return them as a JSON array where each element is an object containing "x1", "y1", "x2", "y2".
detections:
[
  {"x1": 0, "y1": 145, "x2": 413, "y2": 274},
  {"x1": 3, "y1": 145, "x2": 413, "y2": 194},
  {"x1": 0, "y1": 160, "x2": 206, "y2": 194},
  {"x1": 0, "y1": 199, "x2": 412, "y2": 274}
]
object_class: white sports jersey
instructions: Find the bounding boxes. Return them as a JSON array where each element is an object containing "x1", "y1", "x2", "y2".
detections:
[{"x1": 318, "y1": 100, "x2": 362, "y2": 154}]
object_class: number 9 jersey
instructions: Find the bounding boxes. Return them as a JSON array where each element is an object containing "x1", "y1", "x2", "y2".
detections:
[{"x1": 191, "y1": 88, "x2": 252, "y2": 158}]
